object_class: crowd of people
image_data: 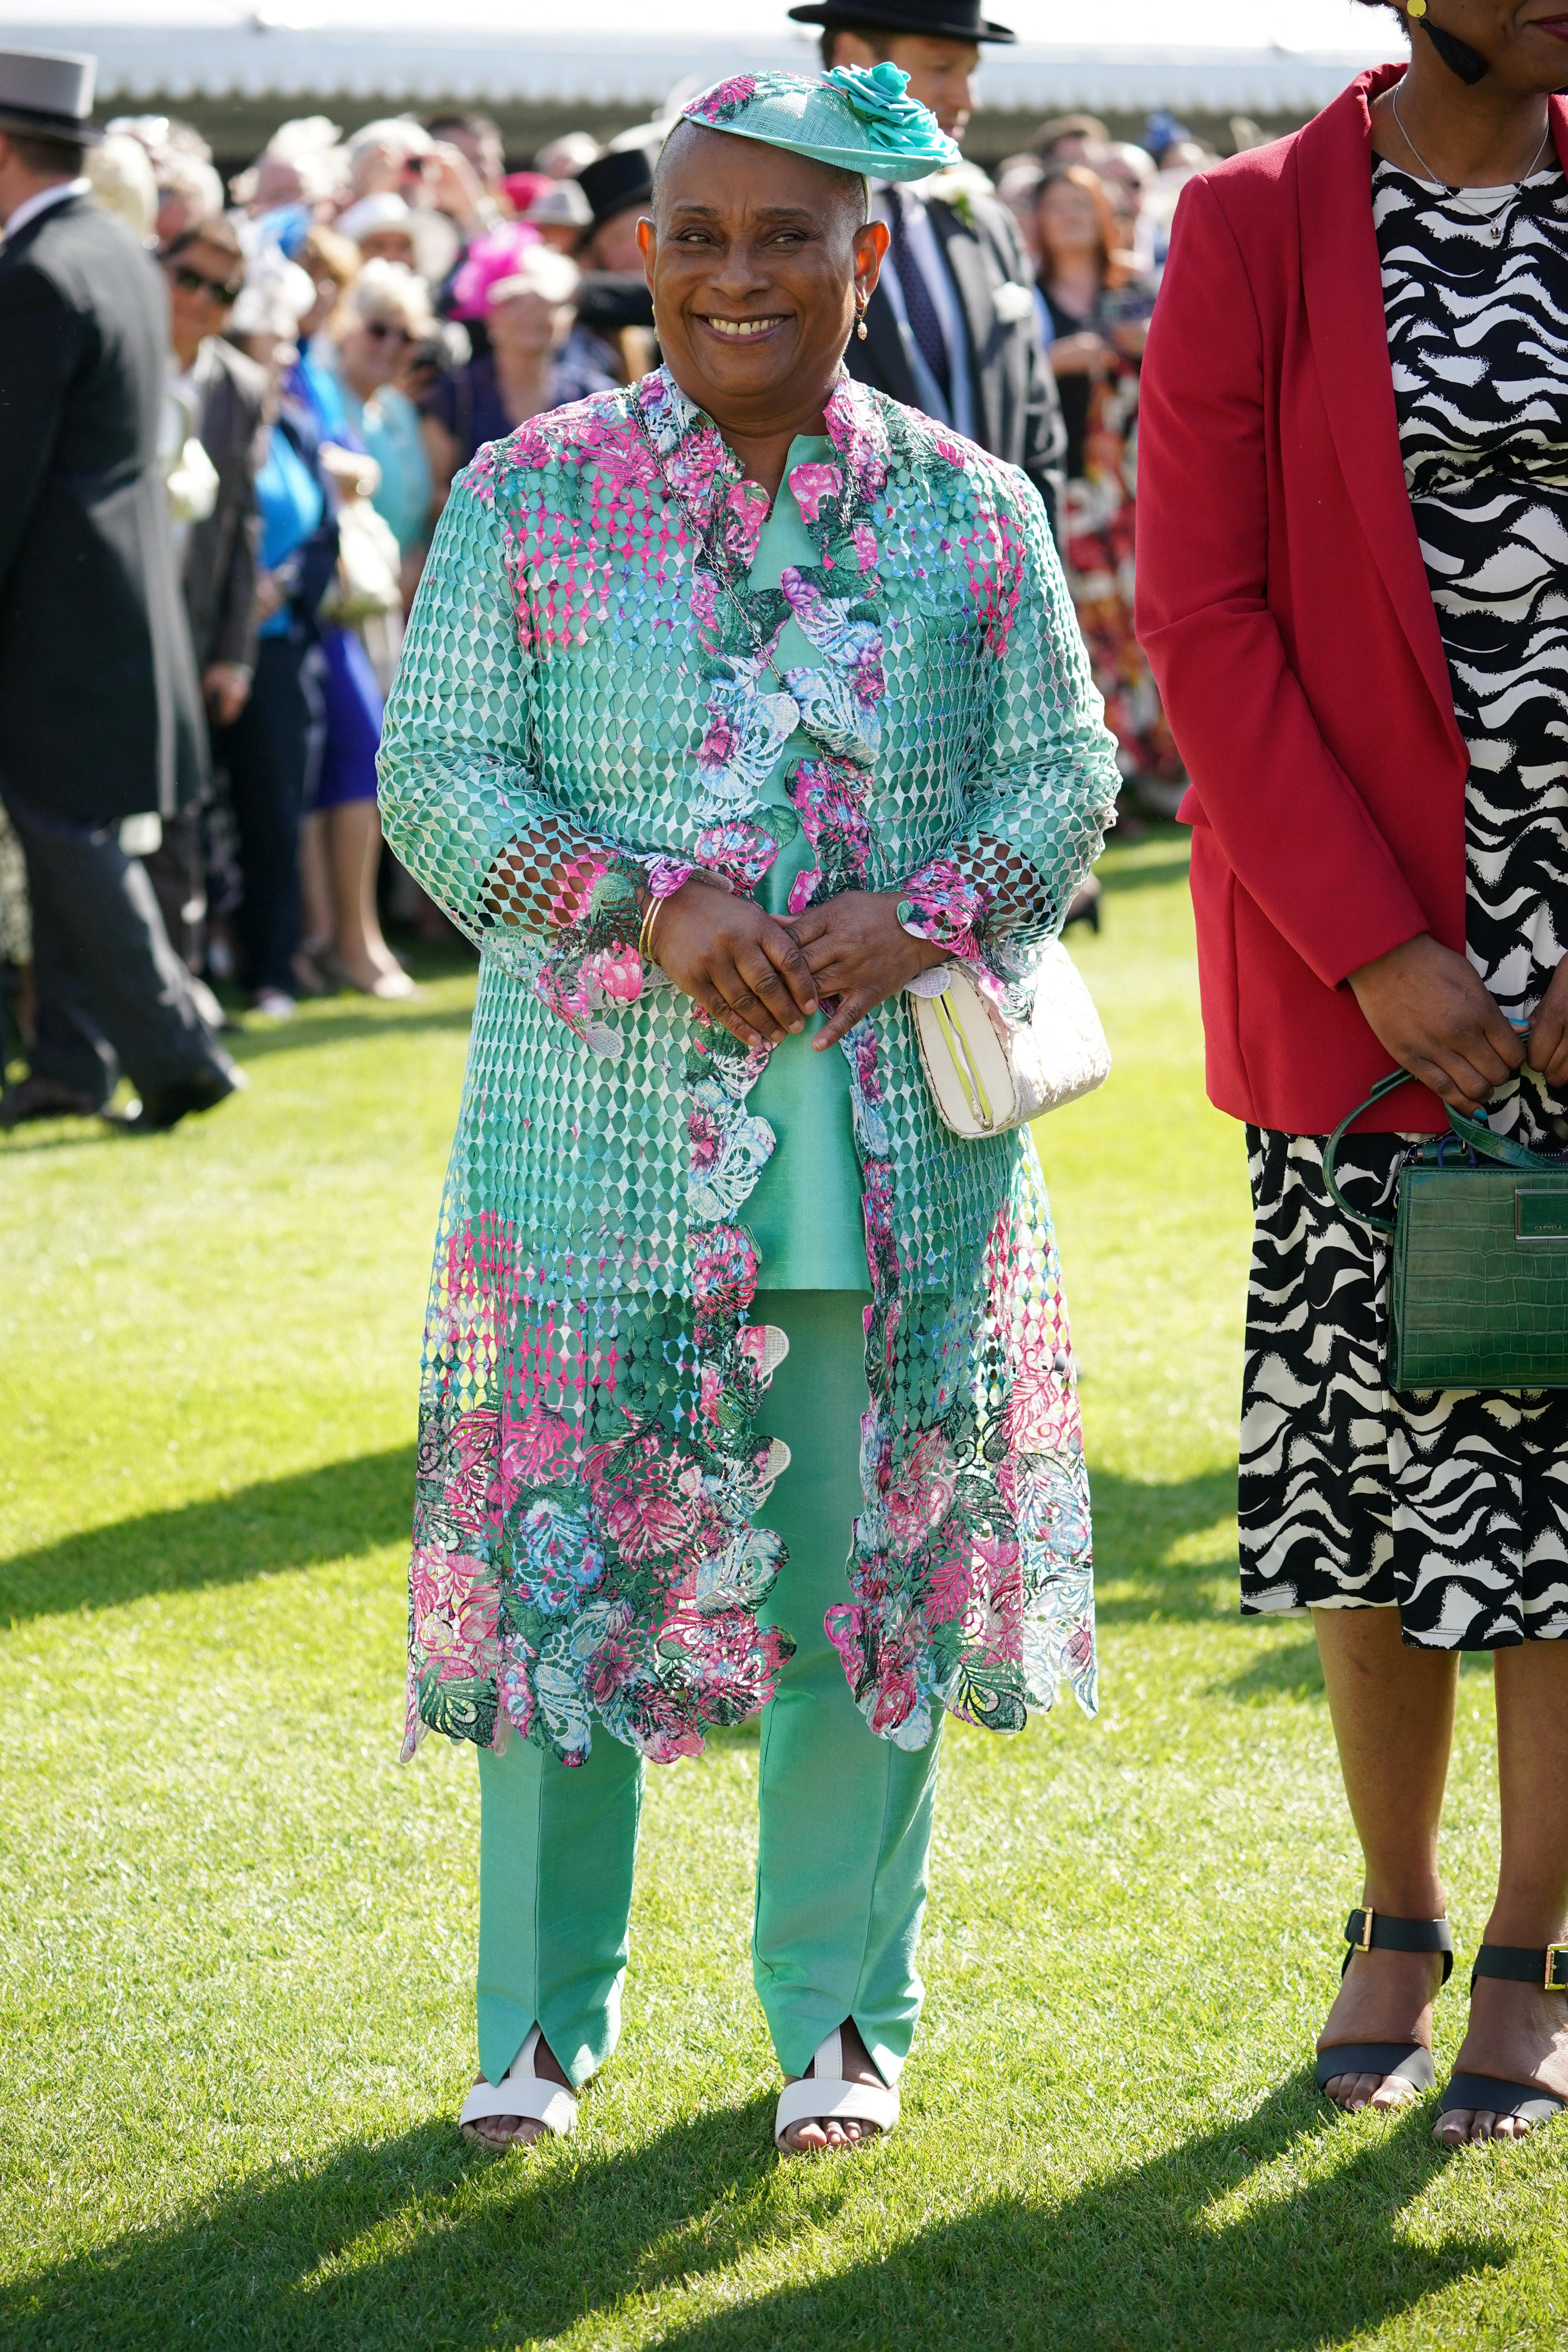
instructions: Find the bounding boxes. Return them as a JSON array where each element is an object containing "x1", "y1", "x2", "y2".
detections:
[{"x1": 0, "y1": 23, "x2": 1248, "y2": 1111}]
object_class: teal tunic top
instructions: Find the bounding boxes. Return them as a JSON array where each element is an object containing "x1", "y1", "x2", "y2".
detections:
[{"x1": 744, "y1": 434, "x2": 866, "y2": 1290}]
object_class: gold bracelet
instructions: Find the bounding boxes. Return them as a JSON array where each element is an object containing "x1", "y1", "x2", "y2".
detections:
[{"x1": 638, "y1": 890, "x2": 665, "y2": 969}]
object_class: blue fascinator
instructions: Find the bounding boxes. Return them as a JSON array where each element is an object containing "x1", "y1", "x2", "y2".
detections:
[{"x1": 678, "y1": 63, "x2": 961, "y2": 184}]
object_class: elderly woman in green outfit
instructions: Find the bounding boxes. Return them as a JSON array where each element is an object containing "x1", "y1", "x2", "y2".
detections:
[{"x1": 377, "y1": 65, "x2": 1120, "y2": 2157}]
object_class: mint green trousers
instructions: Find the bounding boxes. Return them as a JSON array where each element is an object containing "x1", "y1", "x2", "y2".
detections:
[{"x1": 476, "y1": 1291, "x2": 944, "y2": 2090}]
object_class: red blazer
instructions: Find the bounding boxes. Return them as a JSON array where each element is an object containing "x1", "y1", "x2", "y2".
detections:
[{"x1": 1136, "y1": 68, "x2": 1568, "y2": 1134}]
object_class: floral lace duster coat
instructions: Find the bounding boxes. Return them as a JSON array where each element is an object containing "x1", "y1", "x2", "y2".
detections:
[{"x1": 378, "y1": 366, "x2": 1120, "y2": 1769}]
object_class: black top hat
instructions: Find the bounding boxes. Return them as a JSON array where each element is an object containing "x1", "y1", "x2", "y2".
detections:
[
  {"x1": 575, "y1": 141, "x2": 656, "y2": 237},
  {"x1": 0, "y1": 45, "x2": 103, "y2": 144},
  {"x1": 787, "y1": 0, "x2": 1015, "y2": 41}
]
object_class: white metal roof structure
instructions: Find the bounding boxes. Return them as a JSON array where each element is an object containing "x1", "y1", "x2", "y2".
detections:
[{"x1": 2, "y1": 0, "x2": 1407, "y2": 117}]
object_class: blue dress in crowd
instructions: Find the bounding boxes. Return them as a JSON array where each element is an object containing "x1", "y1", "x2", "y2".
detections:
[{"x1": 285, "y1": 351, "x2": 391, "y2": 811}]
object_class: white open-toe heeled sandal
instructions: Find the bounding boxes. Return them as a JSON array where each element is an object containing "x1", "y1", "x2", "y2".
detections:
[
  {"x1": 774, "y1": 2026, "x2": 900, "y2": 2153},
  {"x1": 459, "y1": 2024, "x2": 577, "y2": 2142}
]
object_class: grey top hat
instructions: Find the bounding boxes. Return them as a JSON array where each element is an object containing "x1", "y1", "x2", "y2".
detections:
[{"x1": 0, "y1": 47, "x2": 102, "y2": 145}]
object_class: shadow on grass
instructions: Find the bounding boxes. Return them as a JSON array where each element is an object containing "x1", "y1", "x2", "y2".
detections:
[
  {"x1": 0, "y1": 1456, "x2": 1227, "y2": 1631},
  {"x1": 1096, "y1": 853, "x2": 1194, "y2": 898},
  {"x1": 0, "y1": 2080, "x2": 1503, "y2": 2352},
  {"x1": 0, "y1": 1123, "x2": 126, "y2": 1158},
  {"x1": 655, "y1": 2084, "x2": 1500, "y2": 2352},
  {"x1": 1090, "y1": 1466, "x2": 1238, "y2": 1624},
  {"x1": 1220, "y1": 1637, "x2": 1326, "y2": 1705},
  {"x1": 0, "y1": 1447, "x2": 412, "y2": 1627}
]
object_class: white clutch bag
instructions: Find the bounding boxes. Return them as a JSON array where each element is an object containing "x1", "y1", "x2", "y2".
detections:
[{"x1": 907, "y1": 942, "x2": 1110, "y2": 1138}]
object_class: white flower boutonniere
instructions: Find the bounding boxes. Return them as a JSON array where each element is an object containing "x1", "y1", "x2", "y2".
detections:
[
  {"x1": 992, "y1": 281, "x2": 1036, "y2": 326},
  {"x1": 918, "y1": 160, "x2": 994, "y2": 228}
]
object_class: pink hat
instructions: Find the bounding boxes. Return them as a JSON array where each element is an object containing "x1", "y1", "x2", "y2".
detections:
[
  {"x1": 502, "y1": 170, "x2": 553, "y2": 213},
  {"x1": 447, "y1": 219, "x2": 542, "y2": 321}
]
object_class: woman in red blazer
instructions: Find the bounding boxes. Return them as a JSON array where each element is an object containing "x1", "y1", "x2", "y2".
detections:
[{"x1": 1138, "y1": 8, "x2": 1568, "y2": 2145}]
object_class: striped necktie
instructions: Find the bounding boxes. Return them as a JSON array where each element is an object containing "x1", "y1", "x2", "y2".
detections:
[{"x1": 886, "y1": 189, "x2": 951, "y2": 402}]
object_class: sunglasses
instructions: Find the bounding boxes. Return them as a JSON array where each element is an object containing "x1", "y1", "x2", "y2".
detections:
[
  {"x1": 168, "y1": 262, "x2": 244, "y2": 305},
  {"x1": 362, "y1": 319, "x2": 412, "y2": 344}
]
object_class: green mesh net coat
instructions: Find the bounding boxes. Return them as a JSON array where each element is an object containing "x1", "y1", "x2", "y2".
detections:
[{"x1": 378, "y1": 366, "x2": 1120, "y2": 1768}]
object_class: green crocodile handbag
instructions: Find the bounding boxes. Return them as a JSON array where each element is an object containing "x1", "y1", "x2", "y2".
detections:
[{"x1": 1322, "y1": 1070, "x2": 1568, "y2": 1391}]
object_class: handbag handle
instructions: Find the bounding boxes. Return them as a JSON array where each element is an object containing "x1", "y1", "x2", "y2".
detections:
[
  {"x1": 1321, "y1": 1072, "x2": 1411, "y2": 1236},
  {"x1": 1323, "y1": 1068, "x2": 1566, "y2": 1238}
]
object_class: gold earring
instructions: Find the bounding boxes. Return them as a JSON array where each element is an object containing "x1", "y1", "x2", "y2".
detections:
[{"x1": 855, "y1": 299, "x2": 869, "y2": 341}]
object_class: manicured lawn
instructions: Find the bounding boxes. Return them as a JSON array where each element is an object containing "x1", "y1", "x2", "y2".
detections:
[{"x1": 1, "y1": 831, "x2": 1562, "y2": 2351}]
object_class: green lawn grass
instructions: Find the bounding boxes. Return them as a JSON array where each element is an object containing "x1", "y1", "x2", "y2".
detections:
[{"x1": 2, "y1": 831, "x2": 1563, "y2": 2352}]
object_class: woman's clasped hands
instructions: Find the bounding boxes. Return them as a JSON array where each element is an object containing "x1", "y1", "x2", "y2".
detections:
[
  {"x1": 652, "y1": 879, "x2": 950, "y2": 1053},
  {"x1": 1346, "y1": 930, "x2": 1568, "y2": 1108}
]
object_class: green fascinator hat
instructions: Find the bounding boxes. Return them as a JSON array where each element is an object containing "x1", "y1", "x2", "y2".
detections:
[{"x1": 678, "y1": 63, "x2": 962, "y2": 184}]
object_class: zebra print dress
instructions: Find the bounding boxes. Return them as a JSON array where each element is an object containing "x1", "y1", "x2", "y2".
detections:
[{"x1": 1239, "y1": 157, "x2": 1568, "y2": 1649}]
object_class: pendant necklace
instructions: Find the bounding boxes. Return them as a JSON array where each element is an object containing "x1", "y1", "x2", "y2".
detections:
[{"x1": 1390, "y1": 84, "x2": 1552, "y2": 245}]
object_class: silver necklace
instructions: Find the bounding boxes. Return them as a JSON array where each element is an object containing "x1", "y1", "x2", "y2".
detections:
[{"x1": 1390, "y1": 83, "x2": 1552, "y2": 245}]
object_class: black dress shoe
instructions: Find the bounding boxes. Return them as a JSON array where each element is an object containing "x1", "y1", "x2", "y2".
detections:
[
  {"x1": 115, "y1": 1064, "x2": 246, "y2": 1134},
  {"x1": 0, "y1": 1075, "x2": 106, "y2": 1128}
]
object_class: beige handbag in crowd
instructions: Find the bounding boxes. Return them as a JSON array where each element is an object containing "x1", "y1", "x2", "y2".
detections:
[
  {"x1": 907, "y1": 942, "x2": 1111, "y2": 1138},
  {"x1": 320, "y1": 496, "x2": 402, "y2": 626}
]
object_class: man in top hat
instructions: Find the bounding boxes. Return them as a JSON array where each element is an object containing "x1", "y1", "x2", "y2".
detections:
[
  {"x1": 568, "y1": 131, "x2": 659, "y2": 380},
  {"x1": 0, "y1": 45, "x2": 239, "y2": 1129},
  {"x1": 574, "y1": 132, "x2": 659, "y2": 275},
  {"x1": 790, "y1": 0, "x2": 1065, "y2": 529}
]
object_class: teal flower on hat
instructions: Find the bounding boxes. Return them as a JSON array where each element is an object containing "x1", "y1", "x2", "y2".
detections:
[
  {"x1": 823, "y1": 62, "x2": 942, "y2": 155},
  {"x1": 677, "y1": 65, "x2": 960, "y2": 184}
]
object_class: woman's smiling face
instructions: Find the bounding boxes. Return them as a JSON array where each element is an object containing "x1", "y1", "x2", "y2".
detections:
[{"x1": 639, "y1": 124, "x2": 884, "y2": 429}]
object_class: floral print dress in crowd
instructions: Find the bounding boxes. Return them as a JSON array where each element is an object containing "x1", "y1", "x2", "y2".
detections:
[
  {"x1": 377, "y1": 365, "x2": 1121, "y2": 1768},
  {"x1": 1042, "y1": 281, "x2": 1184, "y2": 794}
]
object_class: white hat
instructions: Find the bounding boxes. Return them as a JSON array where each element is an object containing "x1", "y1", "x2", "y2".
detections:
[
  {"x1": 346, "y1": 115, "x2": 431, "y2": 163},
  {"x1": 0, "y1": 44, "x2": 100, "y2": 143},
  {"x1": 337, "y1": 191, "x2": 457, "y2": 285},
  {"x1": 337, "y1": 191, "x2": 411, "y2": 243},
  {"x1": 519, "y1": 180, "x2": 591, "y2": 230},
  {"x1": 231, "y1": 248, "x2": 316, "y2": 339},
  {"x1": 266, "y1": 113, "x2": 342, "y2": 162}
]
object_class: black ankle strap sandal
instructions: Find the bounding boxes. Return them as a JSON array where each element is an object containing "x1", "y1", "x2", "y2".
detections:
[
  {"x1": 1436, "y1": 1941, "x2": 1568, "y2": 2131},
  {"x1": 1314, "y1": 1908, "x2": 1455, "y2": 2098}
]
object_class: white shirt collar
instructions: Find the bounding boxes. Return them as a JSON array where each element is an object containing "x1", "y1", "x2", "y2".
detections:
[
  {"x1": 3, "y1": 178, "x2": 90, "y2": 243},
  {"x1": 171, "y1": 338, "x2": 218, "y2": 394}
]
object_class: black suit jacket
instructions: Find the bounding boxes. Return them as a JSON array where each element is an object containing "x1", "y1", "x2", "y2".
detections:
[
  {"x1": 183, "y1": 336, "x2": 267, "y2": 675},
  {"x1": 0, "y1": 192, "x2": 203, "y2": 825},
  {"x1": 847, "y1": 185, "x2": 1066, "y2": 537}
]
